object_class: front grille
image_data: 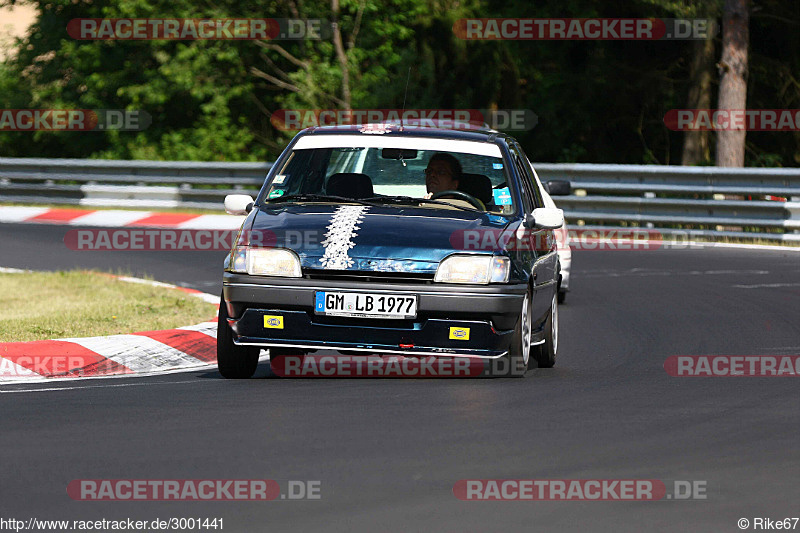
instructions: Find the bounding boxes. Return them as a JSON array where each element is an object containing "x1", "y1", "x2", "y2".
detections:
[{"x1": 302, "y1": 269, "x2": 434, "y2": 284}]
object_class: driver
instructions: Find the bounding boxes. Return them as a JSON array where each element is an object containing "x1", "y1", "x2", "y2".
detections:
[{"x1": 424, "y1": 153, "x2": 461, "y2": 198}]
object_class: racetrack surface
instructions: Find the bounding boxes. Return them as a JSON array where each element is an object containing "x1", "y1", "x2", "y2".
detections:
[{"x1": 0, "y1": 222, "x2": 798, "y2": 532}]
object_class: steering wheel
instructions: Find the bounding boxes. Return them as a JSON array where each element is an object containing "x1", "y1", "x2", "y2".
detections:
[{"x1": 430, "y1": 190, "x2": 485, "y2": 211}]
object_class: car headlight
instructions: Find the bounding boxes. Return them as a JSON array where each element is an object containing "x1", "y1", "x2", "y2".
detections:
[
  {"x1": 229, "y1": 247, "x2": 301, "y2": 277},
  {"x1": 434, "y1": 255, "x2": 510, "y2": 284},
  {"x1": 230, "y1": 246, "x2": 248, "y2": 273}
]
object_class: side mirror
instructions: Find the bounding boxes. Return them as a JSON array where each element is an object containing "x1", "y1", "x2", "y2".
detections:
[
  {"x1": 224, "y1": 194, "x2": 254, "y2": 216},
  {"x1": 545, "y1": 180, "x2": 571, "y2": 196},
  {"x1": 529, "y1": 207, "x2": 564, "y2": 230}
]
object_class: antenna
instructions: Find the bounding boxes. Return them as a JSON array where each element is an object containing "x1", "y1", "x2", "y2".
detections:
[{"x1": 400, "y1": 67, "x2": 411, "y2": 131}]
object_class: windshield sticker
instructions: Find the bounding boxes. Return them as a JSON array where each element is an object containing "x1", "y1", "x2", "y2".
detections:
[
  {"x1": 268, "y1": 189, "x2": 285, "y2": 199},
  {"x1": 492, "y1": 163, "x2": 504, "y2": 169},
  {"x1": 273, "y1": 174, "x2": 287, "y2": 184},
  {"x1": 319, "y1": 205, "x2": 369, "y2": 269},
  {"x1": 493, "y1": 187, "x2": 512, "y2": 205}
]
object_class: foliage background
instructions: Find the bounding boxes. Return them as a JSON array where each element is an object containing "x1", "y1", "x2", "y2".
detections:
[{"x1": 0, "y1": 0, "x2": 798, "y2": 166}]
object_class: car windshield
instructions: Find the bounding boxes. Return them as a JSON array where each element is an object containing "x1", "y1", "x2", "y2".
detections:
[{"x1": 260, "y1": 135, "x2": 515, "y2": 215}]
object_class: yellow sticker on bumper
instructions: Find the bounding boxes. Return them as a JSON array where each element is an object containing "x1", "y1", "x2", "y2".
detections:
[
  {"x1": 449, "y1": 327, "x2": 470, "y2": 340},
  {"x1": 264, "y1": 315, "x2": 284, "y2": 329}
]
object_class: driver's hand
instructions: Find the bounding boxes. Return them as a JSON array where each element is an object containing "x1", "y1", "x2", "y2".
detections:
[{"x1": 423, "y1": 192, "x2": 433, "y2": 199}]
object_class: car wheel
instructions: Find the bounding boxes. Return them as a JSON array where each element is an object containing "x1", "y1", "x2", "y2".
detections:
[
  {"x1": 217, "y1": 294, "x2": 259, "y2": 379},
  {"x1": 532, "y1": 292, "x2": 558, "y2": 368},
  {"x1": 487, "y1": 288, "x2": 531, "y2": 377}
]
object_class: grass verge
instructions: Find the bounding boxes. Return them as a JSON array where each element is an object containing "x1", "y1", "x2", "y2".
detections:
[{"x1": 0, "y1": 270, "x2": 216, "y2": 342}]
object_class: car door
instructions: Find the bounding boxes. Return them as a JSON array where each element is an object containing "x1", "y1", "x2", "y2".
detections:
[{"x1": 509, "y1": 143, "x2": 558, "y2": 323}]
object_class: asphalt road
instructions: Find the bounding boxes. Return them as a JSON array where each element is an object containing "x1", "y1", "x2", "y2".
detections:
[{"x1": 1, "y1": 222, "x2": 798, "y2": 532}]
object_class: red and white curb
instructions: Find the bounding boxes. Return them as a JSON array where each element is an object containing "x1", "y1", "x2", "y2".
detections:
[
  {"x1": 0, "y1": 206, "x2": 245, "y2": 229},
  {"x1": 0, "y1": 273, "x2": 226, "y2": 383}
]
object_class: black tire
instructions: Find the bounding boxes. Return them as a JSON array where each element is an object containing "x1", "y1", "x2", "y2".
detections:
[
  {"x1": 532, "y1": 292, "x2": 558, "y2": 368},
  {"x1": 557, "y1": 270, "x2": 566, "y2": 304},
  {"x1": 217, "y1": 294, "x2": 259, "y2": 379},
  {"x1": 486, "y1": 288, "x2": 532, "y2": 378}
]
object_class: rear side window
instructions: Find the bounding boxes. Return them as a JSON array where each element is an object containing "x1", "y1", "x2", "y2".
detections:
[
  {"x1": 512, "y1": 143, "x2": 544, "y2": 208},
  {"x1": 508, "y1": 144, "x2": 534, "y2": 213}
]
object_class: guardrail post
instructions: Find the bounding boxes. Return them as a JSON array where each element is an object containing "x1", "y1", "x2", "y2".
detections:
[{"x1": 786, "y1": 201, "x2": 800, "y2": 234}]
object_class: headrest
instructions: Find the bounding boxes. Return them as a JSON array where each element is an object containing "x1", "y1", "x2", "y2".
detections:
[
  {"x1": 326, "y1": 173, "x2": 374, "y2": 199},
  {"x1": 458, "y1": 173, "x2": 493, "y2": 205}
]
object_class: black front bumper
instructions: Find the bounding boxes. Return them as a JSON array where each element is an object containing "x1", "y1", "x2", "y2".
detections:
[{"x1": 222, "y1": 273, "x2": 527, "y2": 358}]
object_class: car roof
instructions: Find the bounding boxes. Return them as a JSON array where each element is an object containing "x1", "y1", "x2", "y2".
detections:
[{"x1": 297, "y1": 123, "x2": 515, "y2": 145}]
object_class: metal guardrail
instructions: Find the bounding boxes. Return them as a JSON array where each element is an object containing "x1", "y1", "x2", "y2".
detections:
[
  {"x1": 532, "y1": 164, "x2": 800, "y2": 242},
  {"x1": 1, "y1": 157, "x2": 798, "y2": 242},
  {"x1": 0, "y1": 158, "x2": 271, "y2": 209}
]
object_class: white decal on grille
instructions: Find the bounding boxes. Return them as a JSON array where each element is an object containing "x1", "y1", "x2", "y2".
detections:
[{"x1": 319, "y1": 205, "x2": 369, "y2": 269}]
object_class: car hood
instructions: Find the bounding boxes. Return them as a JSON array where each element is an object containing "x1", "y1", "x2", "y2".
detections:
[{"x1": 249, "y1": 203, "x2": 511, "y2": 274}]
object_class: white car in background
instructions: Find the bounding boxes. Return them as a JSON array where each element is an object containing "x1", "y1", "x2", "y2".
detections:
[{"x1": 531, "y1": 163, "x2": 572, "y2": 303}]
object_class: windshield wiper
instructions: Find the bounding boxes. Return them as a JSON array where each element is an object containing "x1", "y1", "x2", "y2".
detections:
[
  {"x1": 362, "y1": 195, "x2": 483, "y2": 212},
  {"x1": 263, "y1": 194, "x2": 376, "y2": 207}
]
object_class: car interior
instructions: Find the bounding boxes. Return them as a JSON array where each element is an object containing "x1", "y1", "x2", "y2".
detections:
[
  {"x1": 323, "y1": 169, "x2": 497, "y2": 211},
  {"x1": 325, "y1": 172, "x2": 375, "y2": 199}
]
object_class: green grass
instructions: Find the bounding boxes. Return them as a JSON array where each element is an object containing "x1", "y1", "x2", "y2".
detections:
[{"x1": 0, "y1": 270, "x2": 217, "y2": 342}]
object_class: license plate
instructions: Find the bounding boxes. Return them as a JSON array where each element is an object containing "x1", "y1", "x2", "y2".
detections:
[{"x1": 315, "y1": 291, "x2": 417, "y2": 319}]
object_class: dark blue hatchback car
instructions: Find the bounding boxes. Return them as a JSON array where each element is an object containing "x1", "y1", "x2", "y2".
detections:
[{"x1": 217, "y1": 124, "x2": 564, "y2": 377}]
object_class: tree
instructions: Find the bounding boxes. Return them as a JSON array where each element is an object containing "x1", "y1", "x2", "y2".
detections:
[
  {"x1": 0, "y1": 0, "x2": 266, "y2": 161},
  {"x1": 681, "y1": 29, "x2": 716, "y2": 165},
  {"x1": 716, "y1": 0, "x2": 749, "y2": 166},
  {"x1": 2, "y1": 0, "x2": 797, "y2": 166},
  {"x1": 639, "y1": 0, "x2": 722, "y2": 165}
]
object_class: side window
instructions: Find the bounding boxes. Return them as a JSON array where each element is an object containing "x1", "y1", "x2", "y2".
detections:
[
  {"x1": 514, "y1": 143, "x2": 545, "y2": 208},
  {"x1": 508, "y1": 144, "x2": 534, "y2": 213}
]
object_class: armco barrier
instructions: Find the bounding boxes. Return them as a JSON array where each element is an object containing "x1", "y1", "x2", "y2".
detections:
[
  {"x1": 1, "y1": 157, "x2": 798, "y2": 242},
  {"x1": 0, "y1": 158, "x2": 271, "y2": 209},
  {"x1": 530, "y1": 163, "x2": 800, "y2": 243}
]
